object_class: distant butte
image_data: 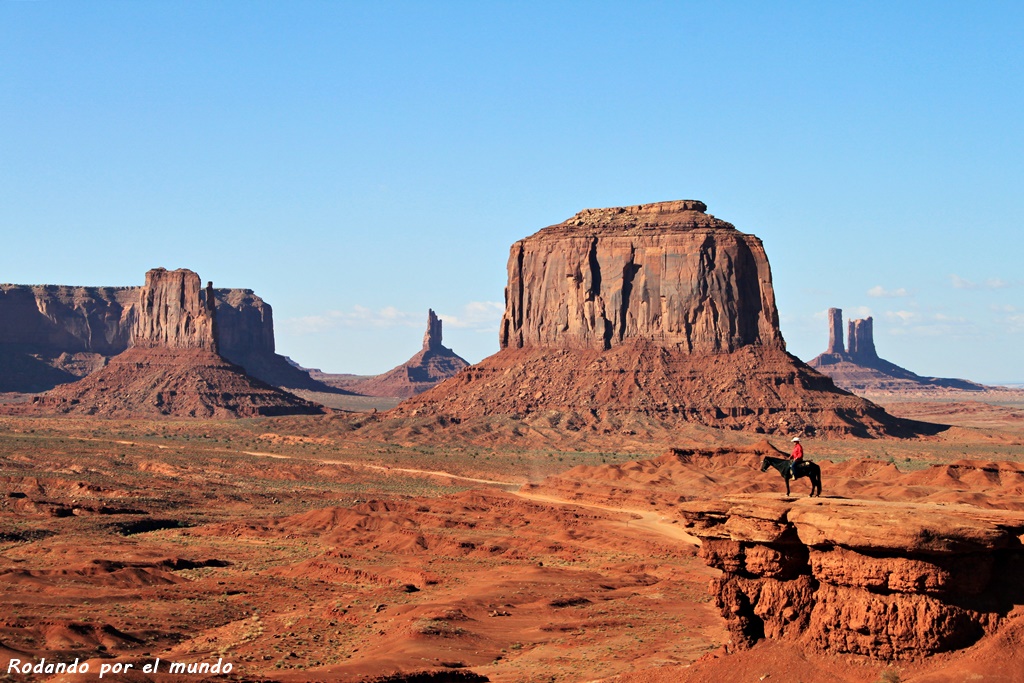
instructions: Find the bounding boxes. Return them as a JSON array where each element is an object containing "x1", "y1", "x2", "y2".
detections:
[
  {"x1": 27, "y1": 268, "x2": 322, "y2": 418},
  {"x1": 0, "y1": 272, "x2": 343, "y2": 395},
  {"x1": 351, "y1": 310, "x2": 470, "y2": 398},
  {"x1": 809, "y1": 308, "x2": 990, "y2": 394},
  {"x1": 381, "y1": 200, "x2": 935, "y2": 438}
]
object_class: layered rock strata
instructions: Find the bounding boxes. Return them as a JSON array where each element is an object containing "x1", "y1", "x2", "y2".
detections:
[
  {"x1": 810, "y1": 308, "x2": 989, "y2": 393},
  {"x1": 29, "y1": 269, "x2": 322, "y2": 418},
  {"x1": 352, "y1": 310, "x2": 470, "y2": 398},
  {"x1": 680, "y1": 496, "x2": 1024, "y2": 658},
  {"x1": 500, "y1": 200, "x2": 783, "y2": 354},
  {"x1": 0, "y1": 276, "x2": 334, "y2": 393},
  {"x1": 393, "y1": 201, "x2": 929, "y2": 437},
  {"x1": 133, "y1": 268, "x2": 217, "y2": 351},
  {"x1": 0, "y1": 284, "x2": 136, "y2": 392}
]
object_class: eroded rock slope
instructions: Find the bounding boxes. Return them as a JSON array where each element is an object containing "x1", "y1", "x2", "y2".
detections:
[
  {"x1": 390, "y1": 201, "x2": 932, "y2": 437},
  {"x1": 29, "y1": 268, "x2": 321, "y2": 418}
]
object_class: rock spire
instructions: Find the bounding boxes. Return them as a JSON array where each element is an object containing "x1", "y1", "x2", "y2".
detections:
[
  {"x1": 423, "y1": 309, "x2": 443, "y2": 351},
  {"x1": 809, "y1": 308, "x2": 988, "y2": 393},
  {"x1": 826, "y1": 307, "x2": 845, "y2": 355},
  {"x1": 847, "y1": 316, "x2": 877, "y2": 363},
  {"x1": 345, "y1": 309, "x2": 469, "y2": 398}
]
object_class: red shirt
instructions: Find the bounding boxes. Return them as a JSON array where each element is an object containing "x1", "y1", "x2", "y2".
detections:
[{"x1": 791, "y1": 442, "x2": 804, "y2": 461}]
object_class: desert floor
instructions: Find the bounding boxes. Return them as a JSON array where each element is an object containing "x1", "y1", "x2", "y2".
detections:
[{"x1": 2, "y1": 391, "x2": 1023, "y2": 683}]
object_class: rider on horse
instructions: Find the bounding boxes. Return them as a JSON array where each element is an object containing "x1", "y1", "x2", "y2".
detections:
[{"x1": 790, "y1": 436, "x2": 804, "y2": 476}]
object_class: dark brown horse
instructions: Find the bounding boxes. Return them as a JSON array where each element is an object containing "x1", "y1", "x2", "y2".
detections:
[{"x1": 761, "y1": 455, "x2": 822, "y2": 497}]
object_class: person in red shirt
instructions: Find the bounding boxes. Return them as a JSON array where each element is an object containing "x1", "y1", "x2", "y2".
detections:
[{"x1": 791, "y1": 436, "x2": 804, "y2": 475}]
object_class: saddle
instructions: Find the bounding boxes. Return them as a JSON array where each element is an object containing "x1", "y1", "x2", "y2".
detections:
[{"x1": 792, "y1": 460, "x2": 812, "y2": 477}]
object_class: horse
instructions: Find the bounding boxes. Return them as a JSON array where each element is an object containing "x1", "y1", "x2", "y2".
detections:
[{"x1": 760, "y1": 455, "x2": 822, "y2": 497}]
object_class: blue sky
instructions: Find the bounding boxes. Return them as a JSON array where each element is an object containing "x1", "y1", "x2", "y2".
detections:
[{"x1": 2, "y1": 2, "x2": 1022, "y2": 382}]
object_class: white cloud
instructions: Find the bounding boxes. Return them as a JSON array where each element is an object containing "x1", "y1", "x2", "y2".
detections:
[
  {"x1": 950, "y1": 274, "x2": 977, "y2": 290},
  {"x1": 867, "y1": 285, "x2": 909, "y2": 298},
  {"x1": 437, "y1": 301, "x2": 504, "y2": 331},
  {"x1": 884, "y1": 309, "x2": 975, "y2": 337},
  {"x1": 1005, "y1": 314, "x2": 1024, "y2": 332},
  {"x1": 951, "y1": 274, "x2": 1016, "y2": 290},
  {"x1": 885, "y1": 310, "x2": 920, "y2": 323}
]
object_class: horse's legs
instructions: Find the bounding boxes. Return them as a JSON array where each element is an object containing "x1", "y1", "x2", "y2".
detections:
[{"x1": 785, "y1": 476, "x2": 791, "y2": 496}]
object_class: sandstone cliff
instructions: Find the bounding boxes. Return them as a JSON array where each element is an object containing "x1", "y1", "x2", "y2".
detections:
[
  {"x1": 526, "y1": 446, "x2": 1024, "y2": 660},
  {"x1": 349, "y1": 310, "x2": 470, "y2": 398},
  {"x1": 809, "y1": 308, "x2": 989, "y2": 394},
  {"x1": 26, "y1": 268, "x2": 323, "y2": 418},
  {"x1": 681, "y1": 496, "x2": 1024, "y2": 658},
  {"x1": 133, "y1": 268, "x2": 217, "y2": 351},
  {"x1": 0, "y1": 275, "x2": 336, "y2": 394},
  {"x1": 388, "y1": 201, "x2": 928, "y2": 437},
  {"x1": 501, "y1": 200, "x2": 783, "y2": 354},
  {"x1": 0, "y1": 284, "x2": 136, "y2": 392}
]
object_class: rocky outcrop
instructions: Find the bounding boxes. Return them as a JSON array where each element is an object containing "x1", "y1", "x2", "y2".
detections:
[
  {"x1": 680, "y1": 496, "x2": 1024, "y2": 658},
  {"x1": 0, "y1": 273, "x2": 337, "y2": 394},
  {"x1": 213, "y1": 289, "x2": 346, "y2": 393},
  {"x1": 846, "y1": 316, "x2": 877, "y2": 363},
  {"x1": 825, "y1": 308, "x2": 844, "y2": 355},
  {"x1": 500, "y1": 200, "x2": 783, "y2": 354},
  {"x1": 0, "y1": 284, "x2": 136, "y2": 392},
  {"x1": 810, "y1": 308, "x2": 989, "y2": 393},
  {"x1": 424, "y1": 309, "x2": 444, "y2": 351},
  {"x1": 0, "y1": 284, "x2": 137, "y2": 355},
  {"x1": 31, "y1": 347, "x2": 323, "y2": 418},
  {"x1": 352, "y1": 310, "x2": 470, "y2": 398},
  {"x1": 133, "y1": 268, "x2": 217, "y2": 351},
  {"x1": 389, "y1": 201, "x2": 931, "y2": 437},
  {"x1": 22, "y1": 268, "x2": 324, "y2": 418}
]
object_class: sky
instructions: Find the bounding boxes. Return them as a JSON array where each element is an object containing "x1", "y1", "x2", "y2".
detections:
[{"x1": 2, "y1": 2, "x2": 1022, "y2": 383}]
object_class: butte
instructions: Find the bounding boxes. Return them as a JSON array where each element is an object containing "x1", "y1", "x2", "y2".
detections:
[
  {"x1": 809, "y1": 307, "x2": 992, "y2": 394},
  {"x1": 387, "y1": 200, "x2": 932, "y2": 438},
  {"x1": 349, "y1": 310, "x2": 470, "y2": 398},
  {"x1": 31, "y1": 268, "x2": 322, "y2": 418}
]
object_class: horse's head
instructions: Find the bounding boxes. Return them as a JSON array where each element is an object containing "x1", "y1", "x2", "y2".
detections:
[{"x1": 760, "y1": 457, "x2": 770, "y2": 472}]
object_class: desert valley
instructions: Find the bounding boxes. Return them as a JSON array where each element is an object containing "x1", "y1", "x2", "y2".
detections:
[{"x1": 2, "y1": 200, "x2": 1024, "y2": 683}]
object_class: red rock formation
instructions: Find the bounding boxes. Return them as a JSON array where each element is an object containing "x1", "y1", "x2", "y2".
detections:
[
  {"x1": 214, "y1": 288, "x2": 347, "y2": 393},
  {"x1": 809, "y1": 308, "x2": 990, "y2": 393},
  {"x1": 353, "y1": 309, "x2": 470, "y2": 398},
  {"x1": 389, "y1": 201, "x2": 928, "y2": 437},
  {"x1": 424, "y1": 309, "x2": 443, "y2": 351},
  {"x1": 500, "y1": 200, "x2": 783, "y2": 354},
  {"x1": 825, "y1": 307, "x2": 844, "y2": 355},
  {"x1": 525, "y1": 447, "x2": 1024, "y2": 660},
  {"x1": 846, "y1": 316, "x2": 877, "y2": 363},
  {"x1": 0, "y1": 284, "x2": 136, "y2": 392},
  {"x1": 0, "y1": 276, "x2": 337, "y2": 394},
  {"x1": 26, "y1": 268, "x2": 323, "y2": 418},
  {"x1": 680, "y1": 496, "x2": 1024, "y2": 658},
  {"x1": 133, "y1": 269, "x2": 217, "y2": 351},
  {"x1": 32, "y1": 347, "x2": 323, "y2": 418}
]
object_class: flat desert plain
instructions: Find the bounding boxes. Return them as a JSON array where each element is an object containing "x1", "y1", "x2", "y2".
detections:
[{"x1": 2, "y1": 393, "x2": 1024, "y2": 683}]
